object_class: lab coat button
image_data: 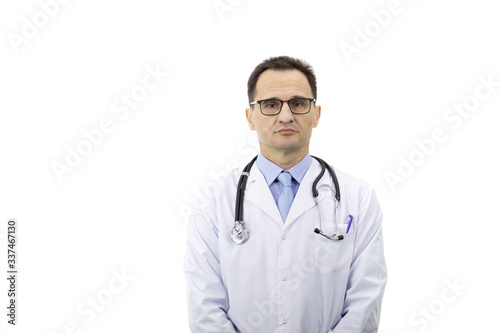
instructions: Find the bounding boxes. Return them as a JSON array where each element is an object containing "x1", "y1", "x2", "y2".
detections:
[
  {"x1": 283, "y1": 319, "x2": 287, "y2": 324},
  {"x1": 282, "y1": 276, "x2": 287, "y2": 281},
  {"x1": 282, "y1": 235, "x2": 286, "y2": 240}
]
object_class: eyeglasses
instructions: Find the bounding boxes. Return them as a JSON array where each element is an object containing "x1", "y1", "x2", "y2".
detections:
[{"x1": 250, "y1": 98, "x2": 316, "y2": 116}]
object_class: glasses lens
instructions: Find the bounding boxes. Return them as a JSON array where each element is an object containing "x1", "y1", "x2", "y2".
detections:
[
  {"x1": 289, "y1": 98, "x2": 311, "y2": 114},
  {"x1": 260, "y1": 99, "x2": 282, "y2": 115}
]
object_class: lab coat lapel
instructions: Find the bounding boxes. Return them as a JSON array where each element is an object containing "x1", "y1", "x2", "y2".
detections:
[
  {"x1": 245, "y1": 164, "x2": 283, "y2": 225},
  {"x1": 285, "y1": 159, "x2": 330, "y2": 225}
]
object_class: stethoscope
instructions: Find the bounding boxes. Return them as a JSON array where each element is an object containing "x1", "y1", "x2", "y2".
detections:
[{"x1": 231, "y1": 155, "x2": 344, "y2": 244}]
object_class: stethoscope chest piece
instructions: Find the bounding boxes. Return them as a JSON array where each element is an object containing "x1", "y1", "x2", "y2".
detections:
[{"x1": 231, "y1": 221, "x2": 250, "y2": 245}]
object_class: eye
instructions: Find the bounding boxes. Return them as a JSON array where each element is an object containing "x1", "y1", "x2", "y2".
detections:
[
  {"x1": 262, "y1": 100, "x2": 280, "y2": 109},
  {"x1": 292, "y1": 100, "x2": 306, "y2": 107}
]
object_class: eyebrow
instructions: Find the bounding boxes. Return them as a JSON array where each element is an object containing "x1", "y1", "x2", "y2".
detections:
[{"x1": 264, "y1": 95, "x2": 309, "y2": 100}]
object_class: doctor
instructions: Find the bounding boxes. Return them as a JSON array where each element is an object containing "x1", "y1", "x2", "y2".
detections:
[{"x1": 184, "y1": 56, "x2": 387, "y2": 332}]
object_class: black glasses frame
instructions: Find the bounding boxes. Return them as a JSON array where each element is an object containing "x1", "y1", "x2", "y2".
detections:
[{"x1": 249, "y1": 98, "x2": 316, "y2": 116}]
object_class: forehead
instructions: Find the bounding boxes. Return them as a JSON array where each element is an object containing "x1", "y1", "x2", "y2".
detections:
[{"x1": 255, "y1": 69, "x2": 312, "y2": 99}]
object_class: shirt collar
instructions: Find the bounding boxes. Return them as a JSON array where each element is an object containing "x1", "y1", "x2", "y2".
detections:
[{"x1": 256, "y1": 152, "x2": 312, "y2": 185}]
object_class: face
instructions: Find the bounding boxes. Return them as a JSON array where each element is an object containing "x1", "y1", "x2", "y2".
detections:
[{"x1": 246, "y1": 69, "x2": 321, "y2": 158}]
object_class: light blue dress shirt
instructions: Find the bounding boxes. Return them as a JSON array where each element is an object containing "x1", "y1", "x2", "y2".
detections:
[{"x1": 255, "y1": 152, "x2": 312, "y2": 204}]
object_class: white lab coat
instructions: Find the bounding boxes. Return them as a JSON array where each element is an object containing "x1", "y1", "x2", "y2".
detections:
[{"x1": 184, "y1": 158, "x2": 387, "y2": 333}]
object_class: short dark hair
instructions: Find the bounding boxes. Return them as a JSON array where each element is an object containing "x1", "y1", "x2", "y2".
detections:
[{"x1": 247, "y1": 56, "x2": 317, "y2": 104}]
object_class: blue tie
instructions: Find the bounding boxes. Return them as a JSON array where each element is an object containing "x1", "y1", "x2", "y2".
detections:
[{"x1": 277, "y1": 172, "x2": 294, "y2": 222}]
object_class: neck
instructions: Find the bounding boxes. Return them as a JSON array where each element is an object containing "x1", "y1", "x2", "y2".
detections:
[{"x1": 260, "y1": 145, "x2": 309, "y2": 170}]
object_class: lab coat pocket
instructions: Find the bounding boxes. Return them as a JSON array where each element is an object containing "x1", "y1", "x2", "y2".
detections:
[{"x1": 314, "y1": 225, "x2": 350, "y2": 274}]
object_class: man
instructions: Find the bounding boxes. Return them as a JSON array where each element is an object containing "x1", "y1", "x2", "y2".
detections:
[{"x1": 184, "y1": 56, "x2": 387, "y2": 332}]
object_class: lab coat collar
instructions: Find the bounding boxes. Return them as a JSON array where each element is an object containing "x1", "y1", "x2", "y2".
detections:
[
  {"x1": 245, "y1": 164, "x2": 283, "y2": 225},
  {"x1": 256, "y1": 152, "x2": 312, "y2": 186},
  {"x1": 285, "y1": 158, "x2": 329, "y2": 226},
  {"x1": 245, "y1": 157, "x2": 332, "y2": 228}
]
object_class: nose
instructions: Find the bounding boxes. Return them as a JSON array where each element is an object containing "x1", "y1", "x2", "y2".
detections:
[{"x1": 277, "y1": 101, "x2": 294, "y2": 122}]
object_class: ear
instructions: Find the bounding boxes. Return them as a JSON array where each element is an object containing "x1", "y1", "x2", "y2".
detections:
[
  {"x1": 312, "y1": 104, "x2": 321, "y2": 128},
  {"x1": 246, "y1": 107, "x2": 256, "y2": 130}
]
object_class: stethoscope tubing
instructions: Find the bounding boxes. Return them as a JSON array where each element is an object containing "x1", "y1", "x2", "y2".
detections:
[
  {"x1": 234, "y1": 155, "x2": 340, "y2": 225},
  {"x1": 234, "y1": 155, "x2": 258, "y2": 223},
  {"x1": 311, "y1": 156, "x2": 340, "y2": 201}
]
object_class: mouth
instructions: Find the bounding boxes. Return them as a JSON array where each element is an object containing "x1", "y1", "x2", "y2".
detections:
[{"x1": 276, "y1": 128, "x2": 297, "y2": 135}]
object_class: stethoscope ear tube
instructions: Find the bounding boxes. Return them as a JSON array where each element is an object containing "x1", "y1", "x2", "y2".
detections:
[
  {"x1": 312, "y1": 156, "x2": 343, "y2": 241},
  {"x1": 312, "y1": 156, "x2": 340, "y2": 201}
]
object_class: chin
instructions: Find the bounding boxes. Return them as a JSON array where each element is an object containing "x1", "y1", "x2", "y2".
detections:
[{"x1": 273, "y1": 142, "x2": 304, "y2": 151}]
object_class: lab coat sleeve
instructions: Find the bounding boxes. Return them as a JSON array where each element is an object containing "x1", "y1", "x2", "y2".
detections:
[
  {"x1": 330, "y1": 186, "x2": 388, "y2": 333},
  {"x1": 184, "y1": 208, "x2": 238, "y2": 333}
]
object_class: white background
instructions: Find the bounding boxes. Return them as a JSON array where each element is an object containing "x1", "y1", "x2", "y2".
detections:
[{"x1": 1, "y1": 0, "x2": 499, "y2": 332}]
